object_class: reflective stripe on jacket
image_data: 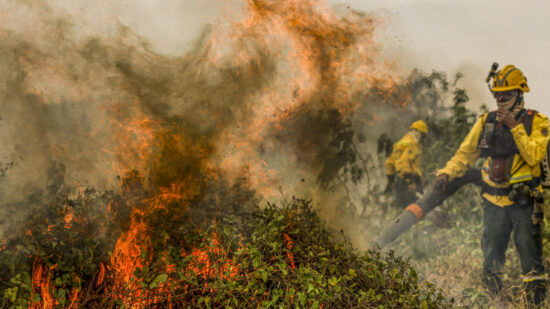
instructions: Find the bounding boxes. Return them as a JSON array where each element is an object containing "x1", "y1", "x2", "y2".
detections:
[
  {"x1": 385, "y1": 131, "x2": 422, "y2": 179},
  {"x1": 437, "y1": 111, "x2": 550, "y2": 207}
]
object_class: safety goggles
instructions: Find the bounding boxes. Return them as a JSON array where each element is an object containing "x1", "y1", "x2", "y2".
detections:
[{"x1": 492, "y1": 90, "x2": 517, "y2": 101}]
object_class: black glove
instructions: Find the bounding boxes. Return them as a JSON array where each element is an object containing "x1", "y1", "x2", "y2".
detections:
[
  {"x1": 403, "y1": 173, "x2": 423, "y2": 193},
  {"x1": 433, "y1": 173, "x2": 449, "y2": 191},
  {"x1": 384, "y1": 174, "x2": 395, "y2": 194}
]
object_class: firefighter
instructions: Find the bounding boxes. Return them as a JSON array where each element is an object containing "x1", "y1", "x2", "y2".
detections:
[
  {"x1": 384, "y1": 120, "x2": 428, "y2": 208},
  {"x1": 435, "y1": 64, "x2": 549, "y2": 305}
]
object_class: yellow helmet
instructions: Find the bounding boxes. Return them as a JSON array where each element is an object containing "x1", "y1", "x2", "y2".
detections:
[
  {"x1": 491, "y1": 65, "x2": 530, "y2": 93},
  {"x1": 409, "y1": 120, "x2": 428, "y2": 134}
]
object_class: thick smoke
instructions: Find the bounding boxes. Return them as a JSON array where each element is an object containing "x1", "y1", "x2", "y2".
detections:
[{"x1": 0, "y1": 0, "x2": 420, "y2": 243}]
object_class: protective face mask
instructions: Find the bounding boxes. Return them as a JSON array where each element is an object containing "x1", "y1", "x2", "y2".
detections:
[
  {"x1": 495, "y1": 96, "x2": 524, "y2": 121},
  {"x1": 496, "y1": 96, "x2": 516, "y2": 110}
]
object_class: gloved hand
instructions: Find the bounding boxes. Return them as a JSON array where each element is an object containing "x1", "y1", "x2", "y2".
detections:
[
  {"x1": 384, "y1": 174, "x2": 395, "y2": 194},
  {"x1": 497, "y1": 108, "x2": 518, "y2": 128},
  {"x1": 433, "y1": 173, "x2": 449, "y2": 191},
  {"x1": 404, "y1": 174, "x2": 423, "y2": 194}
]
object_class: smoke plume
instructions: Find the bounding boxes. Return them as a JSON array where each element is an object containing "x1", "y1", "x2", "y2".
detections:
[{"x1": 0, "y1": 0, "x2": 421, "y2": 243}]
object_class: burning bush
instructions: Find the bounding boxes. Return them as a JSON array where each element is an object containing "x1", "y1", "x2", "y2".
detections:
[
  {"x1": 0, "y1": 187, "x2": 114, "y2": 308},
  {"x1": 0, "y1": 186, "x2": 453, "y2": 308}
]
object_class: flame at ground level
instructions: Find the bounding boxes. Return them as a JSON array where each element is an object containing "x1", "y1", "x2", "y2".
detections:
[{"x1": 30, "y1": 259, "x2": 78, "y2": 309}]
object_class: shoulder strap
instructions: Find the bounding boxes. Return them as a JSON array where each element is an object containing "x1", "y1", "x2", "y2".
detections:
[
  {"x1": 522, "y1": 109, "x2": 537, "y2": 136},
  {"x1": 485, "y1": 111, "x2": 498, "y2": 124}
]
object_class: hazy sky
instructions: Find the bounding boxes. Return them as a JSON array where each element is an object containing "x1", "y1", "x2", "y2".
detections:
[
  {"x1": 347, "y1": 0, "x2": 550, "y2": 114},
  {"x1": 43, "y1": 0, "x2": 550, "y2": 114}
]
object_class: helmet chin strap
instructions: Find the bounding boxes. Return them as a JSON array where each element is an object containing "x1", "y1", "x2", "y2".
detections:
[{"x1": 508, "y1": 92, "x2": 522, "y2": 112}]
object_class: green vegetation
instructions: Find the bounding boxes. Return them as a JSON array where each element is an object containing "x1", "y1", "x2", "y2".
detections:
[{"x1": 0, "y1": 191, "x2": 453, "y2": 308}]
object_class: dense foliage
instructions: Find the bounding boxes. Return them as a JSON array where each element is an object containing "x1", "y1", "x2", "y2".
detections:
[{"x1": 0, "y1": 189, "x2": 453, "y2": 308}]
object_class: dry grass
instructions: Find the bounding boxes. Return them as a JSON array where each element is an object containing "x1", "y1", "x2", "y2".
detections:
[{"x1": 389, "y1": 204, "x2": 550, "y2": 308}]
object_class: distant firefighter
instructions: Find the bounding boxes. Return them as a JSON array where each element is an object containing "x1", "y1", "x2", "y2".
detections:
[
  {"x1": 435, "y1": 64, "x2": 549, "y2": 305},
  {"x1": 384, "y1": 120, "x2": 428, "y2": 208}
]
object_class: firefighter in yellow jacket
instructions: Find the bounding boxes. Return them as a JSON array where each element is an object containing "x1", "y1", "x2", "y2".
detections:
[
  {"x1": 435, "y1": 64, "x2": 549, "y2": 304},
  {"x1": 385, "y1": 120, "x2": 428, "y2": 208}
]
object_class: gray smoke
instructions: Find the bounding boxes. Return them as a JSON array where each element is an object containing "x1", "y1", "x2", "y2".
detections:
[{"x1": 0, "y1": 0, "x2": 442, "y2": 245}]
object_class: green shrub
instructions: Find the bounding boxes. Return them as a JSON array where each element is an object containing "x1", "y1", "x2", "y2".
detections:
[{"x1": 0, "y1": 194, "x2": 453, "y2": 308}]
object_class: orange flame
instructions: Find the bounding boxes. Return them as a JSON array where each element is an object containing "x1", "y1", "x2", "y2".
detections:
[
  {"x1": 283, "y1": 232, "x2": 296, "y2": 269},
  {"x1": 108, "y1": 208, "x2": 150, "y2": 306},
  {"x1": 187, "y1": 233, "x2": 239, "y2": 281},
  {"x1": 30, "y1": 260, "x2": 55, "y2": 309},
  {"x1": 30, "y1": 259, "x2": 79, "y2": 309},
  {"x1": 108, "y1": 179, "x2": 200, "y2": 307},
  {"x1": 63, "y1": 210, "x2": 74, "y2": 230},
  {"x1": 96, "y1": 263, "x2": 106, "y2": 287}
]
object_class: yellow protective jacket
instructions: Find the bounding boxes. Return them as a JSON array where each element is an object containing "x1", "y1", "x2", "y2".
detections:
[
  {"x1": 437, "y1": 110, "x2": 550, "y2": 206},
  {"x1": 385, "y1": 131, "x2": 422, "y2": 179}
]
